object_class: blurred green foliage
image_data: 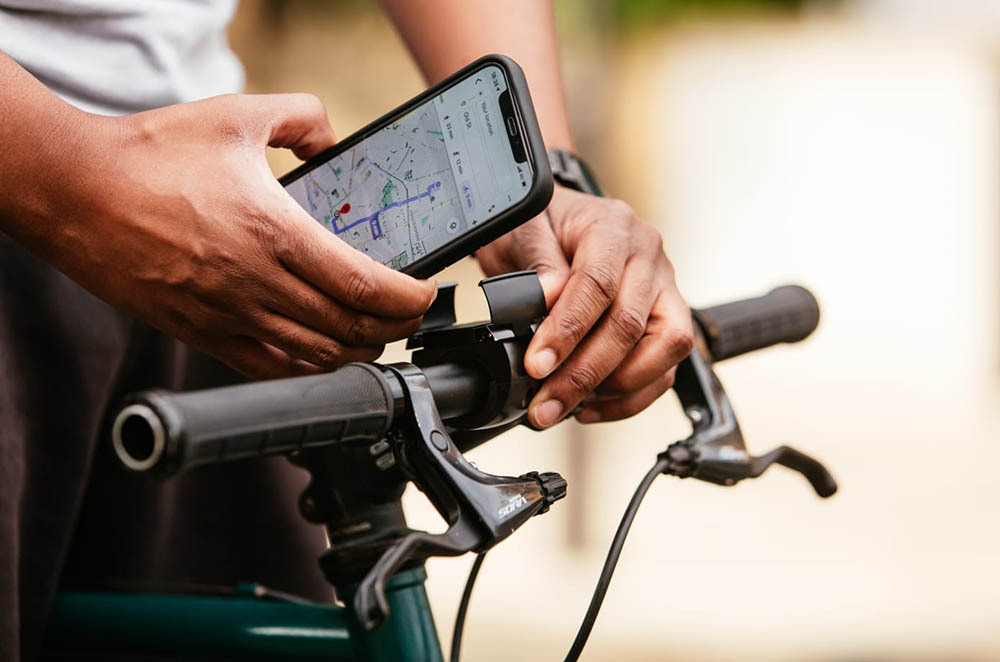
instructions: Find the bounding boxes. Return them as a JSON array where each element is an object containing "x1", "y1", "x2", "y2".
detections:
[
  {"x1": 259, "y1": 0, "x2": 806, "y2": 33},
  {"x1": 602, "y1": 0, "x2": 804, "y2": 28}
]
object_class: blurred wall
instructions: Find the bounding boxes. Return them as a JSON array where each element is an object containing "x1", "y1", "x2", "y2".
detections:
[
  {"x1": 604, "y1": 13, "x2": 1000, "y2": 661},
  {"x1": 231, "y1": 2, "x2": 1000, "y2": 659}
]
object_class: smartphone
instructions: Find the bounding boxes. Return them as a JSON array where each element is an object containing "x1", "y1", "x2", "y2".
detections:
[{"x1": 279, "y1": 54, "x2": 554, "y2": 279}]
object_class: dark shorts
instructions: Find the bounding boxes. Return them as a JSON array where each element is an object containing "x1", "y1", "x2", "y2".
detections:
[{"x1": 0, "y1": 233, "x2": 329, "y2": 660}]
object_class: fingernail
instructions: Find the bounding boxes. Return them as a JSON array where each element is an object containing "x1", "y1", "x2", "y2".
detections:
[
  {"x1": 531, "y1": 348, "x2": 558, "y2": 377},
  {"x1": 429, "y1": 281, "x2": 439, "y2": 304},
  {"x1": 576, "y1": 408, "x2": 601, "y2": 424},
  {"x1": 537, "y1": 271, "x2": 559, "y2": 301},
  {"x1": 533, "y1": 399, "x2": 563, "y2": 428}
]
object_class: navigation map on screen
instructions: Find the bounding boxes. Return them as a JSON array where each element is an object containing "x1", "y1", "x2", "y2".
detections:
[{"x1": 284, "y1": 65, "x2": 531, "y2": 270}]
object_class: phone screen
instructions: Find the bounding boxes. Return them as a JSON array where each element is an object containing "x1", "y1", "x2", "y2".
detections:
[{"x1": 283, "y1": 65, "x2": 533, "y2": 271}]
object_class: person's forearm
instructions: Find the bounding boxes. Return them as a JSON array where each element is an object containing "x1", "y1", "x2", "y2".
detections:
[
  {"x1": 0, "y1": 50, "x2": 110, "y2": 252},
  {"x1": 380, "y1": 0, "x2": 574, "y2": 151}
]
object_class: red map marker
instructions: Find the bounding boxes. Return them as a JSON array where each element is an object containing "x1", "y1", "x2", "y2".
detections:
[{"x1": 340, "y1": 203, "x2": 351, "y2": 215}]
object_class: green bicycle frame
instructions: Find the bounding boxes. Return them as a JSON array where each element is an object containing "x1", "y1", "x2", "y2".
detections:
[{"x1": 41, "y1": 567, "x2": 442, "y2": 661}]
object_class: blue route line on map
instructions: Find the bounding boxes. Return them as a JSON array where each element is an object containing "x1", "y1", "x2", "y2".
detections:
[{"x1": 333, "y1": 181, "x2": 442, "y2": 237}]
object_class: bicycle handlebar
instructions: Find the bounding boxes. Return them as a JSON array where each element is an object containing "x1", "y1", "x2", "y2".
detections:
[
  {"x1": 113, "y1": 285, "x2": 821, "y2": 476},
  {"x1": 109, "y1": 277, "x2": 831, "y2": 650}
]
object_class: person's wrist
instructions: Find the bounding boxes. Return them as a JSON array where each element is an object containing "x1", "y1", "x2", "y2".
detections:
[{"x1": 4, "y1": 106, "x2": 119, "y2": 254}]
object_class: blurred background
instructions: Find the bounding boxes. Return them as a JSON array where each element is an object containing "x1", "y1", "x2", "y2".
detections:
[{"x1": 234, "y1": 1, "x2": 1000, "y2": 659}]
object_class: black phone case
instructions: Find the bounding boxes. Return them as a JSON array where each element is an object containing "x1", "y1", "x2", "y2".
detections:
[{"x1": 278, "y1": 54, "x2": 554, "y2": 280}]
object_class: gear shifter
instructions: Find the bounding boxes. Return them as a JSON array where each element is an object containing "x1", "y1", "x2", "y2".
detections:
[
  {"x1": 350, "y1": 274, "x2": 567, "y2": 631},
  {"x1": 352, "y1": 364, "x2": 566, "y2": 630}
]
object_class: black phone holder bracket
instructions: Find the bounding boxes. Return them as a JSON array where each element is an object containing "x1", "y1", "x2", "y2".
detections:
[{"x1": 406, "y1": 270, "x2": 547, "y2": 437}]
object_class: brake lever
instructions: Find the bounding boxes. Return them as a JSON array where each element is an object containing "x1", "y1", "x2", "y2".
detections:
[
  {"x1": 354, "y1": 363, "x2": 566, "y2": 630},
  {"x1": 748, "y1": 445, "x2": 837, "y2": 497},
  {"x1": 662, "y1": 332, "x2": 837, "y2": 497}
]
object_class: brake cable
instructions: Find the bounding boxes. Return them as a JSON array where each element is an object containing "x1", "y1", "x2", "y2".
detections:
[
  {"x1": 449, "y1": 457, "x2": 669, "y2": 662},
  {"x1": 563, "y1": 456, "x2": 669, "y2": 661},
  {"x1": 449, "y1": 552, "x2": 487, "y2": 662}
]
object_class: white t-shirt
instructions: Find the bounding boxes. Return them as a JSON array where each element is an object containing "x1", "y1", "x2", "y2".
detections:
[{"x1": 0, "y1": 0, "x2": 244, "y2": 115}]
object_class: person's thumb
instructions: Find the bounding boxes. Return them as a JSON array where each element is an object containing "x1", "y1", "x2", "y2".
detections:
[{"x1": 250, "y1": 93, "x2": 337, "y2": 160}]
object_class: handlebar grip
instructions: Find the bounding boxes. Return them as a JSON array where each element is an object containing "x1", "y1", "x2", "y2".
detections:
[
  {"x1": 694, "y1": 285, "x2": 820, "y2": 362},
  {"x1": 112, "y1": 363, "x2": 397, "y2": 475}
]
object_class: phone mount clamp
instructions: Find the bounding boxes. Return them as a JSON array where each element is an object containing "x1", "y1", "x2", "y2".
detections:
[{"x1": 406, "y1": 270, "x2": 548, "y2": 437}]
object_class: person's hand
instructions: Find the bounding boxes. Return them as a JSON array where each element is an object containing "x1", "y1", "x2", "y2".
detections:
[
  {"x1": 476, "y1": 185, "x2": 694, "y2": 427},
  {"x1": 14, "y1": 93, "x2": 436, "y2": 378}
]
